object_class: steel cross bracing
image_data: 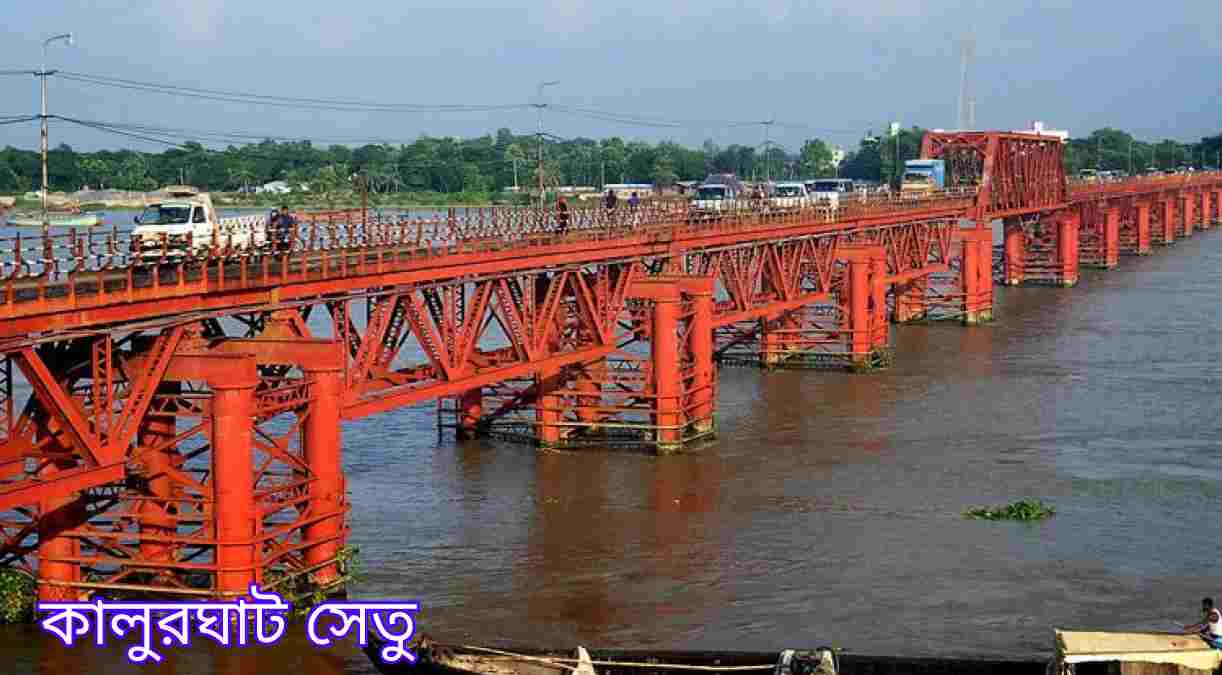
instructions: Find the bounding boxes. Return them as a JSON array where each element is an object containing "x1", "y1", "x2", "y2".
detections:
[{"x1": 1, "y1": 132, "x2": 1221, "y2": 602}]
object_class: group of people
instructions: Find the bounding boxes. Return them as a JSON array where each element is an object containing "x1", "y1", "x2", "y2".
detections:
[
  {"x1": 1185, "y1": 596, "x2": 1222, "y2": 648},
  {"x1": 553, "y1": 189, "x2": 642, "y2": 236},
  {"x1": 267, "y1": 205, "x2": 296, "y2": 253}
]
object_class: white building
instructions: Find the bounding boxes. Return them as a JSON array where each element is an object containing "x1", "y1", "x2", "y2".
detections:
[
  {"x1": 255, "y1": 180, "x2": 311, "y2": 194},
  {"x1": 1014, "y1": 121, "x2": 1069, "y2": 142}
]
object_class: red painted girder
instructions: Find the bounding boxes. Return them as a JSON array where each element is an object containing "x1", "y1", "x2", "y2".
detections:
[
  {"x1": 0, "y1": 206, "x2": 971, "y2": 340},
  {"x1": 343, "y1": 342, "x2": 618, "y2": 419},
  {"x1": 884, "y1": 264, "x2": 950, "y2": 286},
  {"x1": 713, "y1": 291, "x2": 832, "y2": 328},
  {"x1": 0, "y1": 461, "x2": 125, "y2": 511},
  {"x1": 14, "y1": 348, "x2": 103, "y2": 466}
]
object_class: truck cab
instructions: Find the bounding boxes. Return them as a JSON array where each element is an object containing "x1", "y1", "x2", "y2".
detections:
[
  {"x1": 131, "y1": 186, "x2": 267, "y2": 262},
  {"x1": 691, "y1": 174, "x2": 746, "y2": 215},
  {"x1": 769, "y1": 182, "x2": 809, "y2": 210},
  {"x1": 900, "y1": 160, "x2": 945, "y2": 196},
  {"x1": 807, "y1": 179, "x2": 855, "y2": 209}
]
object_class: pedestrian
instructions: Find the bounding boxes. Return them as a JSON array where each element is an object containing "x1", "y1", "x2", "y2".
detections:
[
  {"x1": 555, "y1": 195, "x2": 570, "y2": 236},
  {"x1": 273, "y1": 205, "x2": 296, "y2": 254},
  {"x1": 628, "y1": 191, "x2": 640, "y2": 209},
  {"x1": 604, "y1": 188, "x2": 618, "y2": 211}
]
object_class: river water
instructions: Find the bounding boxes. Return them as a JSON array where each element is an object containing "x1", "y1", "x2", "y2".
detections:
[{"x1": 5, "y1": 226, "x2": 1222, "y2": 673}]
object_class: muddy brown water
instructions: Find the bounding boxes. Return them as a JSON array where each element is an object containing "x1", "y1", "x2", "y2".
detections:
[{"x1": 5, "y1": 229, "x2": 1222, "y2": 673}]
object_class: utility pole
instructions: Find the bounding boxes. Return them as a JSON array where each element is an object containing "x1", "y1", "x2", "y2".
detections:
[
  {"x1": 39, "y1": 32, "x2": 73, "y2": 232},
  {"x1": 1128, "y1": 138, "x2": 1133, "y2": 175},
  {"x1": 762, "y1": 117, "x2": 775, "y2": 183},
  {"x1": 534, "y1": 80, "x2": 559, "y2": 207}
]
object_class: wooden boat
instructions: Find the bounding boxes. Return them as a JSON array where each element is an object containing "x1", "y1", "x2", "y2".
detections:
[
  {"x1": 1050, "y1": 629, "x2": 1222, "y2": 675},
  {"x1": 5, "y1": 211, "x2": 102, "y2": 228},
  {"x1": 363, "y1": 640, "x2": 838, "y2": 675},
  {"x1": 362, "y1": 640, "x2": 1053, "y2": 675}
]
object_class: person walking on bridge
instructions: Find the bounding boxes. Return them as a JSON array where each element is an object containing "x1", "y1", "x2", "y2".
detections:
[
  {"x1": 271, "y1": 205, "x2": 296, "y2": 254},
  {"x1": 555, "y1": 195, "x2": 570, "y2": 237}
]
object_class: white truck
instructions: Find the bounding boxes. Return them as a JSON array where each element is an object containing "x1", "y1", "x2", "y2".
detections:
[
  {"x1": 130, "y1": 186, "x2": 269, "y2": 263},
  {"x1": 769, "y1": 181, "x2": 810, "y2": 211},
  {"x1": 691, "y1": 174, "x2": 747, "y2": 216}
]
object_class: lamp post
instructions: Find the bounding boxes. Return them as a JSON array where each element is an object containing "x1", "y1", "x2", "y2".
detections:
[
  {"x1": 40, "y1": 32, "x2": 73, "y2": 231},
  {"x1": 534, "y1": 80, "x2": 559, "y2": 207}
]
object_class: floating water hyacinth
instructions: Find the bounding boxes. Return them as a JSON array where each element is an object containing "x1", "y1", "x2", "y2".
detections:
[{"x1": 964, "y1": 498, "x2": 1056, "y2": 521}]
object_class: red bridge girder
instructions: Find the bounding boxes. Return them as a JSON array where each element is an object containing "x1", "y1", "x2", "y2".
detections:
[{"x1": 0, "y1": 144, "x2": 1221, "y2": 602}]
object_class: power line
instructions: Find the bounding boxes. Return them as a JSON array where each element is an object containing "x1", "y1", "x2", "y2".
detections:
[
  {"x1": 54, "y1": 71, "x2": 531, "y2": 114},
  {"x1": 51, "y1": 115, "x2": 525, "y2": 169}
]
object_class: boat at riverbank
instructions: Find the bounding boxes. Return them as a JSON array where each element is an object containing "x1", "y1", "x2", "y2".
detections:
[
  {"x1": 364, "y1": 630, "x2": 1222, "y2": 675},
  {"x1": 5, "y1": 211, "x2": 102, "y2": 228},
  {"x1": 361, "y1": 640, "x2": 1044, "y2": 675},
  {"x1": 1051, "y1": 629, "x2": 1222, "y2": 675}
]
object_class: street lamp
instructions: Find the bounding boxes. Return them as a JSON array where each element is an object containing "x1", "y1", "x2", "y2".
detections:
[
  {"x1": 40, "y1": 32, "x2": 74, "y2": 230},
  {"x1": 534, "y1": 80, "x2": 559, "y2": 206}
]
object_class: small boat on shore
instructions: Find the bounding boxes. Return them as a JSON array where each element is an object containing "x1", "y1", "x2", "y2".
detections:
[
  {"x1": 361, "y1": 639, "x2": 1051, "y2": 675},
  {"x1": 1050, "y1": 628, "x2": 1222, "y2": 675},
  {"x1": 363, "y1": 640, "x2": 837, "y2": 675},
  {"x1": 362, "y1": 630, "x2": 1222, "y2": 675},
  {"x1": 5, "y1": 211, "x2": 103, "y2": 228}
]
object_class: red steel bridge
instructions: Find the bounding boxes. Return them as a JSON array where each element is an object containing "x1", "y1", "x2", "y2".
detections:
[{"x1": 1, "y1": 131, "x2": 1220, "y2": 603}]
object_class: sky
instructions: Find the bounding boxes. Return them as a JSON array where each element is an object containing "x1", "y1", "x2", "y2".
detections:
[{"x1": 0, "y1": 1, "x2": 1219, "y2": 153}]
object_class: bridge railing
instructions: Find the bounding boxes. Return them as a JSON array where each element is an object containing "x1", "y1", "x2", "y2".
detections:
[
  {"x1": 0, "y1": 188, "x2": 977, "y2": 291},
  {"x1": 1068, "y1": 171, "x2": 1222, "y2": 199}
]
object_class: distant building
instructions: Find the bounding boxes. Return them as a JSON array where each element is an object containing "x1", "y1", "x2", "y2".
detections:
[
  {"x1": 255, "y1": 180, "x2": 310, "y2": 194},
  {"x1": 602, "y1": 183, "x2": 654, "y2": 199},
  {"x1": 1013, "y1": 121, "x2": 1069, "y2": 142},
  {"x1": 256, "y1": 181, "x2": 291, "y2": 194}
]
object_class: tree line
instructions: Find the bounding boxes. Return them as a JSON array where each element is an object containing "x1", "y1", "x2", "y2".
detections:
[{"x1": 1, "y1": 126, "x2": 1219, "y2": 198}]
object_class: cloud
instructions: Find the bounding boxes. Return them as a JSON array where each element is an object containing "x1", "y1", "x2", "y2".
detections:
[{"x1": 175, "y1": 0, "x2": 226, "y2": 41}]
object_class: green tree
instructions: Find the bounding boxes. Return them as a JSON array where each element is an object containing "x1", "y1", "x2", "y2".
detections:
[
  {"x1": 651, "y1": 156, "x2": 678, "y2": 187},
  {"x1": 799, "y1": 139, "x2": 834, "y2": 177}
]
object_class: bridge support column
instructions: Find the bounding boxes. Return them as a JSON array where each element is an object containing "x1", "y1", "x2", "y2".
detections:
[
  {"x1": 1162, "y1": 199, "x2": 1176, "y2": 244},
  {"x1": 1003, "y1": 219, "x2": 1025, "y2": 285},
  {"x1": 689, "y1": 288, "x2": 715, "y2": 436},
  {"x1": 573, "y1": 362, "x2": 602, "y2": 426},
  {"x1": 893, "y1": 278, "x2": 928, "y2": 323},
  {"x1": 1201, "y1": 192, "x2": 1212, "y2": 230},
  {"x1": 1136, "y1": 203, "x2": 1151, "y2": 255},
  {"x1": 535, "y1": 366, "x2": 563, "y2": 448},
  {"x1": 760, "y1": 317, "x2": 784, "y2": 368},
  {"x1": 303, "y1": 365, "x2": 344, "y2": 586},
  {"x1": 1214, "y1": 190, "x2": 1222, "y2": 225},
  {"x1": 212, "y1": 377, "x2": 258, "y2": 596},
  {"x1": 456, "y1": 388, "x2": 483, "y2": 439},
  {"x1": 961, "y1": 229, "x2": 993, "y2": 325},
  {"x1": 37, "y1": 462, "x2": 85, "y2": 602},
  {"x1": 848, "y1": 258, "x2": 872, "y2": 365},
  {"x1": 1103, "y1": 208, "x2": 1120, "y2": 268},
  {"x1": 138, "y1": 381, "x2": 181, "y2": 576},
  {"x1": 1059, "y1": 211, "x2": 1080, "y2": 286},
  {"x1": 651, "y1": 293, "x2": 682, "y2": 452},
  {"x1": 1183, "y1": 196, "x2": 1194, "y2": 237}
]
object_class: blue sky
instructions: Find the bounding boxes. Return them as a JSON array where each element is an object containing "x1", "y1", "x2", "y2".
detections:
[{"x1": 0, "y1": 1, "x2": 1219, "y2": 152}]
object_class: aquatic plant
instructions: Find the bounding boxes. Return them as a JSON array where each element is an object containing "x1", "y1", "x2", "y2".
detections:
[
  {"x1": 963, "y1": 498, "x2": 1055, "y2": 521},
  {"x1": 0, "y1": 567, "x2": 35, "y2": 624},
  {"x1": 264, "y1": 545, "x2": 366, "y2": 618}
]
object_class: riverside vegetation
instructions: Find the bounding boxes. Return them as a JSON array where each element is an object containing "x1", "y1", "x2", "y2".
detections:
[{"x1": 2, "y1": 127, "x2": 1218, "y2": 203}]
